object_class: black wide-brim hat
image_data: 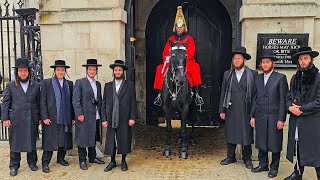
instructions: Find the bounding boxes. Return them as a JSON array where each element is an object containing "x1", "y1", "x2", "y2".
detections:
[
  {"x1": 13, "y1": 58, "x2": 31, "y2": 68},
  {"x1": 82, "y1": 59, "x2": 102, "y2": 67},
  {"x1": 50, "y1": 60, "x2": 70, "y2": 68},
  {"x1": 109, "y1": 60, "x2": 128, "y2": 70},
  {"x1": 232, "y1": 46, "x2": 251, "y2": 60},
  {"x1": 292, "y1": 46, "x2": 319, "y2": 61},
  {"x1": 259, "y1": 49, "x2": 278, "y2": 61}
]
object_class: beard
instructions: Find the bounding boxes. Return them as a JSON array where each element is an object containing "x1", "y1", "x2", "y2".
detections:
[
  {"x1": 262, "y1": 64, "x2": 274, "y2": 74},
  {"x1": 114, "y1": 74, "x2": 125, "y2": 80},
  {"x1": 232, "y1": 62, "x2": 245, "y2": 70},
  {"x1": 298, "y1": 61, "x2": 314, "y2": 72},
  {"x1": 17, "y1": 75, "x2": 30, "y2": 83}
]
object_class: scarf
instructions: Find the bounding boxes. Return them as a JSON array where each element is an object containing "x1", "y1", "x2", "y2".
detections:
[
  {"x1": 112, "y1": 79, "x2": 124, "y2": 128},
  {"x1": 52, "y1": 76, "x2": 72, "y2": 133},
  {"x1": 292, "y1": 64, "x2": 319, "y2": 105},
  {"x1": 222, "y1": 66, "x2": 255, "y2": 113}
]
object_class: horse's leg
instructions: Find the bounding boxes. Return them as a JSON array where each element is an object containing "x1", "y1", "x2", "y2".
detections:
[
  {"x1": 163, "y1": 105, "x2": 172, "y2": 157},
  {"x1": 189, "y1": 99, "x2": 197, "y2": 146},
  {"x1": 180, "y1": 104, "x2": 189, "y2": 159}
]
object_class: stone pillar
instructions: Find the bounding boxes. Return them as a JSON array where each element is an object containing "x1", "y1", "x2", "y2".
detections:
[
  {"x1": 39, "y1": 0, "x2": 127, "y2": 83},
  {"x1": 240, "y1": 0, "x2": 319, "y2": 159}
]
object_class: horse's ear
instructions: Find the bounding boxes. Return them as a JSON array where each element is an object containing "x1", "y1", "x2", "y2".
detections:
[
  {"x1": 183, "y1": 39, "x2": 188, "y2": 47},
  {"x1": 168, "y1": 40, "x2": 174, "y2": 47}
]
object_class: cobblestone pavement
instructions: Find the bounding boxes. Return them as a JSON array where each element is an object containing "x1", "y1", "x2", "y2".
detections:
[{"x1": 0, "y1": 125, "x2": 318, "y2": 180}]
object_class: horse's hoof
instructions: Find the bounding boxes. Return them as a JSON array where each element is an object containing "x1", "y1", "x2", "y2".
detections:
[
  {"x1": 163, "y1": 150, "x2": 171, "y2": 157},
  {"x1": 180, "y1": 152, "x2": 188, "y2": 159}
]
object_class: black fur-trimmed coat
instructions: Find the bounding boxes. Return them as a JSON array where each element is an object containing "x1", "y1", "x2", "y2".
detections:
[{"x1": 286, "y1": 65, "x2": 320, "y2": 167}]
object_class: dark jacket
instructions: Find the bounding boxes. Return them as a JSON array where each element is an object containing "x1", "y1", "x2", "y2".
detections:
[
  {"x1": 286, "y1": 66, "x2": 320, "y2": 167},
  {"x1": 219, "y1": 68, "x2": 258, "y2": 145},
  {"x1": 73, "y1": 77, "x2": 102, "y2": 148},
  {"x1": 1, "y1": 80, "x2": 40, "y2": 152},
  {"x1": 102, "y1": 80, "x2": 137, "y2": 155},
  {"x1": 40, "y1": 78, "x2": 74, "y2": 151},
  {"x1": 252, "y1": 71, "x2": 288, "y2": 152}
]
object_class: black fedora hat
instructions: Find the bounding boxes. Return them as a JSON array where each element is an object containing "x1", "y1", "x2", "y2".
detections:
[
  {"x1": 259, "y1": 49, "x2": 277, "y2": 61},
  {"x1": 14, "y1": 58, "x2": 30, "y2": 68},
  {"x1": 50, "y1": 60, "x2": 70, "y2": 68},
  {"x1": 232, "y1": 46, "x2": 251, "y2": 60},
  {"x1": 82, "y1": 59, "x2": 102, "y2": 67},
  {"x1": 109, "y1": 60, "x2": 128, "y2": 70},
  {"x1": 292, "y1": 46, "x2": 319, "y2": 61}
]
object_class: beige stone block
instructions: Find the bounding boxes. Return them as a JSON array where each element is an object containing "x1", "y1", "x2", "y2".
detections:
[
  {"x1": 63, "y1": 49, "x2": 76, "y2": 74},
  {"x1": 38, "y1": 11, "x2": 61, "y2": 25},
  {"x1": 314, "y1": 20, "x2": 320, "y2": 47},
  {"x1": 240, "y1": 3, "x2": 318, "y2": 21},
  {"x1": 40, "y1": 0, "x2": 61, "y2": 11},
  {"x1": 60, "y1": 0, "x2": 88, "y2": 9},
  {"x1": 268, "y1": 18, "x2": 298, "y2": 29},
  {"x1": 77, "y1": 22, "x2": 90, "y2": 34},
  {"x1": 41, "y1": 50, "x2": 64, "y2": 78},
  {"x1": 41, "y1": 25, "x2": 63, "y2": 51},
  {"x1": 58, "y1": 8, "x2": 127, "y2": 23},
  {"x1": 74, "y1": 49, "x2": 98, "y2": 75},
  {"x1": 89, "y1": 22, "x2": 116, "y2": 49},
  {"x1": 62, "y1": 23, "x2": 90, "y2": 49}
]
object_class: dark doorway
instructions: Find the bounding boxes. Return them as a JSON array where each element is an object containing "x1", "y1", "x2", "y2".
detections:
[{"x1": 146, "y1": 0, "x2": 232, "y2": 125}]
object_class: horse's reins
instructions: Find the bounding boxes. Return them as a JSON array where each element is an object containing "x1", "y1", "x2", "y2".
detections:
[{"x1": 163, "y1": 45, "x2": 187, "y2": 101}]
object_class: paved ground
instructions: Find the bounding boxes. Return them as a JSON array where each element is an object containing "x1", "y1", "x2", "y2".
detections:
[{"x1": 0, "y1": 124, "x2": 318, "y2": 180}]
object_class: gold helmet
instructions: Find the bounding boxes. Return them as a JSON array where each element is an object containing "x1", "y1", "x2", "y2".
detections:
[{"x1": 173, "y1": 6, "x2": 188, "y2": 32}]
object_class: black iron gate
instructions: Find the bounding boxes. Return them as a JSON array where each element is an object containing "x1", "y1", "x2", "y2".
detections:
[{"x1": 0, "y1": 0, "x2": 42, "y2": 141}]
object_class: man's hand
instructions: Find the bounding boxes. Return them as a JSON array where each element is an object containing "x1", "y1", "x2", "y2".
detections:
[
  {"x1": 43, "y1": 119, "x2": 51, "y2": 126},
  {"x1": 289, "y1": 104, "x2": 303, "y2": 116},
  {"x1": 3, "y1": 120, "x2": 11, "y2": 128},
  {"x1": 220, "y1": 113, "x2": 225, "y2": 120},
  {"x1": 78, "y1": 115, "x2": 84, "y2": 122},
  {"x1": 128, "y1": 119, "x2": 135, "y2": 126},
  {"x1": 277, "y1": 121, "x2": 285, "y2": 130},
  {"x1": 102, "y1": 121, "x2": 108, "y2": 128},
  {"x1": 250, "y1": 118, "x2": 255, "y2": 128}
]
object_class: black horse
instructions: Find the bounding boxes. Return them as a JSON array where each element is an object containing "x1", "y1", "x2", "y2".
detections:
[{"x1": 161, "y1": 40, "x2": 193, "y2": 159}]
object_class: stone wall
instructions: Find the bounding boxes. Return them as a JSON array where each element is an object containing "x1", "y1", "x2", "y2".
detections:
[{"x1": 38, "y1": 0, "x2": 127, "y2": 84}]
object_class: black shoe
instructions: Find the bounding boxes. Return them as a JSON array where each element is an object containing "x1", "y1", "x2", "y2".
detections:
[
  {"x1": 89, "y1": 158, "x2": 105, "y2": 164},
  {"x1": 42, "y1": 165, "x2": 50, "y2": 173},
  {"x1": 268, "y1": 169, "x2": 278, "y2": 178},
  {"x1": 121, "y1": 161, "x2": 128, "y2": 171},
  {"x1": 57, "y1": 159, "x2": 69, "y2": 166},
  {"x1": 244, "y1": 160, "x2": 253, "y2": 169},
  {"x1": 29, "y1": 164, "x2": 38, "y2": 171},
  {"x1": 251, "y1": 165, "x2": 269, "y2": 173},
  {"x1": 220, "y1": 158, "x2": 236, "y2": 165},
  {"x1": 10, "y1": 169, "x2": 17, "y2": 177},
  {"x1": 283, "y1": 171, "x2": 302, "y2": 180},
  {"x1": 79, "y1": 162, "x2": 88, "y2": 170},
  {"x1": 104, "y1": 161, "x2": 117, "y2": 172}
]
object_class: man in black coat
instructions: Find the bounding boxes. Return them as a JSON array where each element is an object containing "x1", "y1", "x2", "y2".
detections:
[
  {"x1": 219, "y1": 47, "x2": 257, "y2": 169},
  {"x1": 40, "y1": 60, "x2": 74, "y2": 173},
  {"x1": 73, "y1": 59, "x2": 105, "y2": 170},
  {"x1": 284, "y1": 47, "x2": 320, "y2": 180},
  {"x1": 250, "y1": 50, "x2": 288, "y2": 178},
  {"x1": 102, "y1": 60, "x2": 137, "y2": 172},
  {"x1": 2, "y1": 58, "x2": 41, "y2": 177}
]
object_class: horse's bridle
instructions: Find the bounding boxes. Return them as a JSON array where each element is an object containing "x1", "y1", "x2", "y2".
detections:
[{"x1": 164, "y1": 45, "x2": 187, "y2": 101}]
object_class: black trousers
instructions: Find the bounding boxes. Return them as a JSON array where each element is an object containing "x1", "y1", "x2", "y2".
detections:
[
  {"x1": 78, "y1": 146, "x2": 96, "y2": 163},
  {"x1": 294, "y1": 142, "x2": 320, "y2": 179},
  {"x1": 42, "y1": 147, "x2": 66, "y2": 166},
  {"x1": 9, "y1": 150, "x2": 37, "y2": 170},
  {"x1": 227, "y1": 143, "x2": 252, "y2": 161},
  {"x1": 258, "y1": 150, "x2": 280, "y2": 170}
]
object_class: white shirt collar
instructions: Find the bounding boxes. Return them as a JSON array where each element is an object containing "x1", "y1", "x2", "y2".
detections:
[
  {"x1": 235, "y1": 67, "x2": 245, "y2": 73},
  {"x1": 264, "y1": 70, "x2": 273, "y2": 77},
  {"x1": 115, "y1": 79, "x2": 123, "y2": 85},
  {"x1": 87, "y1": 76, "x2": 96, "y2": 83},
  {"x1": 20, "y1": 81, "x2": 29, "y2": 85}
]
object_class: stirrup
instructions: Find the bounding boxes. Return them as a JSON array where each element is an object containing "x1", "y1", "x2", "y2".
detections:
[
  {"x1": 195, "y1": 93, "x2": 204, "y2": 113},
  {"x1": 153, "y1": 94, "x2": 162, "y2": 106},
  {"x1": 195, "y1": 93, "x2": 204, "y2": 106}
]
